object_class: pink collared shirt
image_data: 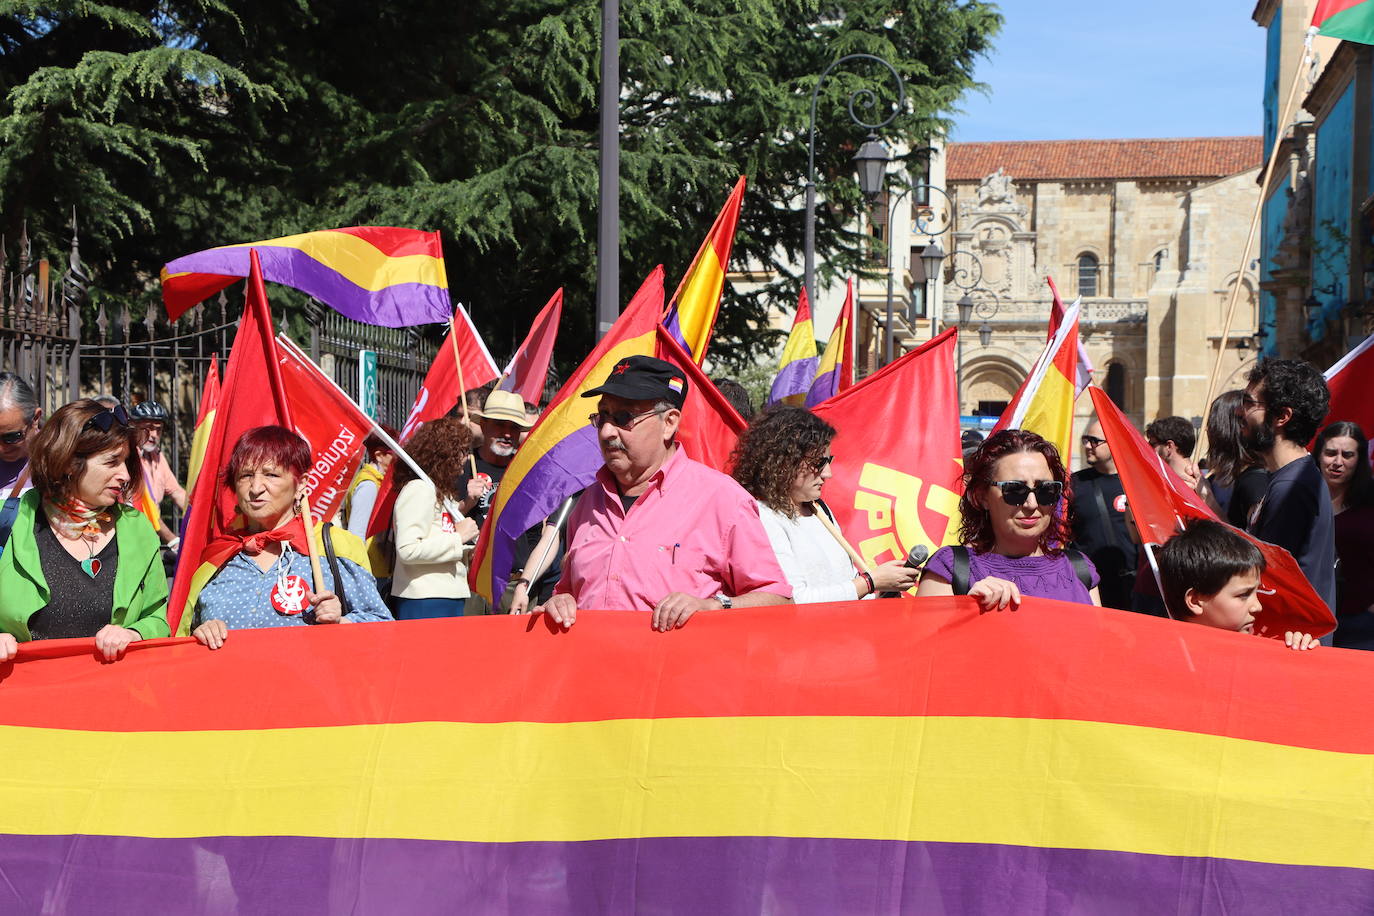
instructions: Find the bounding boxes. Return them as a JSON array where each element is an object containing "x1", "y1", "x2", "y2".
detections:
[
  {"x1": 141, "y1": 452, "x2": 186, "y2": 507},
  {"x1": 557, "y1": 446, "x2": 792, "y2": 611}
]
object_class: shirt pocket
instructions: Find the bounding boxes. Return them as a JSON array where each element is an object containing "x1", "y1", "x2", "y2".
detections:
[{"x1": 627, "y1": 540, "x2": 718, "y2": 599}]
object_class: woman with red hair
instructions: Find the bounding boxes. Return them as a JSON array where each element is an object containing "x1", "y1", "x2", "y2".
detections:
[
  {"x1": 191, "y1": 425, "x2": 392, "y2": 648},
  {"x1": 917, "y1": 429, "x2": 1101, "y2": 610}
]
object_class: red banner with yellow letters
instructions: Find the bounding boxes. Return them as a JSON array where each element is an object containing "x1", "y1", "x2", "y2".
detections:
[{"x1": 811, "y1": 329, "x2": 963, "y2": 567}]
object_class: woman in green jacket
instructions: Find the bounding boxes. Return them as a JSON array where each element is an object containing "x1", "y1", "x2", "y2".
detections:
[{"x1": 0, "y1": 399, "x2": 168, "y2": 662}]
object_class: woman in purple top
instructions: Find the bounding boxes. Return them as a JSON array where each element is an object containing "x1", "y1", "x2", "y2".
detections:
[{"x1": 917, "y1": 429, "x2": 1100, "y2": 610}]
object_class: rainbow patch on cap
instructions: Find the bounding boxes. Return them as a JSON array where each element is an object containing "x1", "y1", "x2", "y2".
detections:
[{"x1": 667, "y1": 377, "x2": 684, "y2": 394}]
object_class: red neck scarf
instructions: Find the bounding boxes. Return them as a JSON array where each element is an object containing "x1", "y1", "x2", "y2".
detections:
[{"x1": 206, "y1": 514, "x2": 311, "y2": 566}]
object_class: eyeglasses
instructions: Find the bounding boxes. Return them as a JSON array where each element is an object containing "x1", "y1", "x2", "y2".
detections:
[
  {"x1": 807, "y1": 454, "x2": 834, "y2": 473},
  {"x1": 991, "y1": 479, "x2": 1064, "y2": 507},
  {"x1": 0, "y1": 411, "x2": 36, "y2": 445},
  {"x1": 82, "y1": 405, "x2": 130, "y2": 433},
  {"x1": 588, "y1": 407, "x2": 663, "y2": 431},
  {"x1": 1081, "y1": 435, "x2": 1106, "y2": 448},
  {"x1": 1241, "y1": 393, "x2": 1265, "y2": 411}
]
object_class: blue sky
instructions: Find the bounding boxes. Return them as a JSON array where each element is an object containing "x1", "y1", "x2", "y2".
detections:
[{"x1": 952, "y1": 1, "x2": 1265, "y2": 142}]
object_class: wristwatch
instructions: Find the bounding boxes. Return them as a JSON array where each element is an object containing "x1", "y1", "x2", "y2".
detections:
[{"x1": 715, "y1": 593, "x2": 732, "y2": 609}]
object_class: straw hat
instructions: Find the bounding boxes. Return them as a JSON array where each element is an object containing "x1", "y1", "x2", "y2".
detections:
[{"x1": 477, "y1": 389, "x2": 535, "y2": 428}]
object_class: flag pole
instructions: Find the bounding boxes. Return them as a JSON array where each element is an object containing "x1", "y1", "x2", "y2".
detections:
[
  {"x1": 450, "y1": 310, "x2": 481, "y2": 478},
  {"x1": 1200, "y1": 28, "x2": 1315, "y2": 452}
]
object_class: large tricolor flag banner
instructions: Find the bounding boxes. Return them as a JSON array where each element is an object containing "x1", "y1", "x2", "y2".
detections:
[
  {"x1": 994, "y1": 299, "x2": 1082, "y2": 460},
  {"x1": 161, "y1": 227, "x2": 454, "y2": 327},
  {"x1": 1313, "y1": 0, "x2": 1374, "y2": 43},
  {"x1": 804, "y1": 278, "x2": 855, "y2": 408},
  {"x1": 497, "y1": 288, "x2": 563, "y2": 406},
  {"x1": 2, "y1": 598, "x2": 1372, "y2": 911},
  {"x1": 812, "y1": 328, "x2": 963, "y2": 568},
  {"x1": 1090, "y1": 386, "x2": 1336, "y2": 639},
  {"x1": 662, "y1": 176, "x2": 746, "y2": 363},
  {"x1": 1321, "y1": 332, "x2": 1374, "y2": 447},
  {"x1": 167, "y1": 251, "x2": 297, "y2": 636},
  {"x1": 766, "y1": 288, "x2": 819, "y2": 406},
  {"x1": 468, "y1": 268, "x2": 665, "y2": 603}
]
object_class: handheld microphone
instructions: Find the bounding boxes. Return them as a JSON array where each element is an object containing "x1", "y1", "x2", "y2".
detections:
[{"x1": 878, "y1": 544, "x2": 930, "y2": 598}]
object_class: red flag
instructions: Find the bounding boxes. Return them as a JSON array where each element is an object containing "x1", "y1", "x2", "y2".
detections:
[
  {"x1": 1046, "y1": 276, "x2": 1094, "y2": 394},
  {"x1": 399, "y1": 303, "x2": 499, "y2": 441},
  {"x1": 811, "y1": 329, "x2": 963, "y2": 568},
  {"x1": 168, "y1": 250, "x2": 295, "y2": 636},
  {"x1": 498, "y1": 289, "x2": 562, "y2": 406},
  {"x1": 1321, "y1": 333, "x2": 1374, "y2": 444},
  {"x1": 275, "y1": 335, "x2": 375, "y2": 523},
  {"x1": 654, "y1": 325, "x2": 746, "y2": 472},
  {"x1": 1089, "y1": 386, "x2": 1335, "y2": 640}
]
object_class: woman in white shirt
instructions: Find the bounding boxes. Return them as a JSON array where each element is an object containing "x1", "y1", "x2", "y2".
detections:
[
  {"x1": 730, "y1": 406, "x2": 919, "y2": 603},
  {"x1": 390, "y1": 417, "x2": 479, "y2": 619}
]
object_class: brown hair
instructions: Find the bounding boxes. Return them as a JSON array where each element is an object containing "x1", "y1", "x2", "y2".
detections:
[
  {"x1": 958, "y1": 428, "x2": 1072, "y2": 555},
  {"x1": 730, "y1": 406, "x2": 835, "y2": 517},
  {"x1": 394, "y1": 417, "x2": 473, "y2": 502},
  {"x1": 30, "y1": 399, "x2": 143, "y2": 504}
]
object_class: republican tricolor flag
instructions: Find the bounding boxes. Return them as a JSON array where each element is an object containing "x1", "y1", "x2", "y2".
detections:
[
  {"x1": 662, "y1": 177, "x2": 746, "y2": 363},
  {"x1": 766, "y1": 288, "x2": 818, "y2": 407},
  {"x1": 804, "y1": 279, "x2": 855, "y2": 408}
]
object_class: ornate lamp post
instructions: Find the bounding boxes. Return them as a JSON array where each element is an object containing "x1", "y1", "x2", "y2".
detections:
[
  {"x1": 803, "y1": 54, "x2": 906, "y2": 305},
  {"x1": 941, "y1": 250, "x2": 991, "y2": 409}
]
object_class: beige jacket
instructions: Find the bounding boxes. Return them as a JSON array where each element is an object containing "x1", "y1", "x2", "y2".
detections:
[{"x1": 391, "y1": 478, "x2": 474, "y2": 600}]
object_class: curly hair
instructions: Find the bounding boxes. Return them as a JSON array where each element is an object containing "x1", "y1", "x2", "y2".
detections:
[
  {"x1": 1314, "y1": 420, "x2": 1374, "y2": 508},
  {"x1": 1205, "y1": 390, "x2": 1262, "y2": 487},
  {"x1": 957, "y1": 428, "x2": 1072, "y2": 554},
  {"x1": 393, "y1": 417, "x2": 472, "y2": 502},
  {"x1": 730, "y1": 405, "x2": 836, "y2": 517},
  {"x1": 1247, "y1": 358, "x2": 1329, "y2": 445}
]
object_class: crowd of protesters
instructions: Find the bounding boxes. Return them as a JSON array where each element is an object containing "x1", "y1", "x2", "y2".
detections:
[{"x1": 0, "y1": 352, "x2": 1362, "y2": 658}]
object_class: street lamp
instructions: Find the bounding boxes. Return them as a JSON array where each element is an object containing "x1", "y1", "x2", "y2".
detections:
[
  {"x1": 853, "y1": 135, "x2": 891, "y2": 199},
  {"x1": 803, "y1": 53, "x2": 906, "y2": 305}
]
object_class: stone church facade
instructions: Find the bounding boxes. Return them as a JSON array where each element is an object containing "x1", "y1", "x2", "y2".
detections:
[{"x1": 941, "y1": 137, "x2": 1264, "y2": 434}]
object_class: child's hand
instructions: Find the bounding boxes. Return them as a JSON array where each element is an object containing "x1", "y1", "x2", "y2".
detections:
[
  {"x1": 968, "y1": 576, "x2": 1022, "y2": 612},
  {"x1": 1284, "y1": 631, "x2": 1320, "y2": 651}
]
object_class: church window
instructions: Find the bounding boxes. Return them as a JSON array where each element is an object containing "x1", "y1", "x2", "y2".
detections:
[
  {"x1": 1077, "y1": 253, "x2": 1099, "y2": 297},
  {"x1": 1105, "y1": 362, "x2": 1127, "y2": 409}
]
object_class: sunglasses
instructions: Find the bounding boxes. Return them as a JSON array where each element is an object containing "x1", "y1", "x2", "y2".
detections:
[
  {"x1": 1081, "y1": 435, "x2": 1105, "y2": 448},
  {"x1": 83, "y1": 405, "x2": 130, "y2": 433},
  {"x1": 588, "y1": 407, "x2": 663, "y2": 431},
  {"x1": 807, "y1": 454, "x2": 834, "y2": 473},
  {"x1": 991, "y1": 479, "x2": 1063, "y2": 507}
]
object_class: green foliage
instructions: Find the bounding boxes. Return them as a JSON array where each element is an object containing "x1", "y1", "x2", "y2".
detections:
[{"x1": 1, "y1": 0, "x2": 1000, "y2": 373}]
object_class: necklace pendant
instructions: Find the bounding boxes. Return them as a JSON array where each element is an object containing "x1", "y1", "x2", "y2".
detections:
[{"x1": 81, "y1": 557, "x2": 102, "y2": 578}]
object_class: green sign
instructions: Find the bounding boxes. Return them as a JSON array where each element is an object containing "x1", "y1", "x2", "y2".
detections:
[{"x1": 359, "y1": 350, "x2": 379, "y2": 420}]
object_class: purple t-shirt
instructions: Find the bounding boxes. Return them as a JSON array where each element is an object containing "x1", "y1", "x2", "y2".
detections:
[{"x1": 926, "y1": 546, "x2": 1099, "y2": 605}]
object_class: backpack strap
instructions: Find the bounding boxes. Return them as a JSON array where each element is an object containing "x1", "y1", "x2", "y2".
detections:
[
  {"x1": 950, "y1": 545, "x2": 972, "y2": 596},
  {"x1": 0, "y1": 466, "x2": 32, "y2": 556},
  {"x1": 321, "y1": 522, "x2": 353, "y2": 616},
  {"x1": 1065, "y1": 547, "x2": 1093, "y2": 592}
]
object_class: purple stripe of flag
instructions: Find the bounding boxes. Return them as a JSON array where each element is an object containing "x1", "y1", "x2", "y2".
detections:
[
  {"x1": 3, "y1": 834, "x2": 1368, "y2": 915},
  {"x1": 804, "y1": 366, "x2": 839, "y2": 408},
  {"x1": 164, "y1": 246, "x2": 451, "y2": 327},
  {"x1": 767, "y1": 356, "x2": 819, "y2": 406},
  {"x1": 662, "y1": 306, "x2": 692, "y2": 357},
  {"x1": 487, "y1": 426, "x2": 601, "y2": 599}
]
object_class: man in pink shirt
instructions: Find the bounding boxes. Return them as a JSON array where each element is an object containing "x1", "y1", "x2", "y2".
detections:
[
  {"x1": 132, "y1": 401, "x2": 187, "y2": 548},
  {"x1": 536, "y1": 355, "x2": 791, "y2": 631}
]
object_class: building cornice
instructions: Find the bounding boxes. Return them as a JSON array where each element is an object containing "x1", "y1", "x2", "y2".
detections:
[{"x1": 1251, "y1": 0, "x2": 1278, "y2": 29}]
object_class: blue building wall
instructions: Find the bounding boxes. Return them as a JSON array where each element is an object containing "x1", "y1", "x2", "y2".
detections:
[
  {"x1": 1311, "y1": 82, "x2": 1357, "y2": 343},
  {"x1": 1264, "y1": 8, "x2": 1282, "y2": 158},
  {"x1": 1260, "y1": 186, "x2": 1288, "y2": 356}
]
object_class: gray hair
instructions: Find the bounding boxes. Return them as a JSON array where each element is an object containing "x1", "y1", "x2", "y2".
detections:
[{"x1": 0, "y1": 373, "x2": 37, "y2": 419}]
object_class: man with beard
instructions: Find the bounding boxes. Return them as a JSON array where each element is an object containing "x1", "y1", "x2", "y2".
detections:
[
  {"x1": 1241, "y1": 358, "x2": 1335, "y2": 613},
  {"x1": 130, "y1": 400, "x2": 186, "y2": 549},
  {"x1": 534, "y1": 355, "x2": 791, "y2": 631}
]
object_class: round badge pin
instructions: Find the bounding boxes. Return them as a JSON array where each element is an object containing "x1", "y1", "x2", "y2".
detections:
[{"x1": 270, "y1": 574, "x2": 311, "y2": 615}]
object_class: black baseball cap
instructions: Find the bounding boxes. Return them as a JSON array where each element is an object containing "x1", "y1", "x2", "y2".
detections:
[{"x1": 581, "y1": 355, "x2": 688, "y2": 408}]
